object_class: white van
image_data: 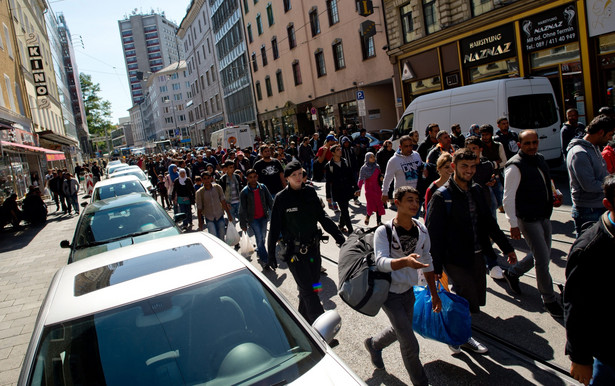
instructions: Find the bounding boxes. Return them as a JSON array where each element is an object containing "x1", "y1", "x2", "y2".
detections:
[
  {"x1": 210, "y1": 125, "x2": 254, "y2": 150},
  {"x1": 394, "y1": 77, "x2": 562, "y2": 162}
]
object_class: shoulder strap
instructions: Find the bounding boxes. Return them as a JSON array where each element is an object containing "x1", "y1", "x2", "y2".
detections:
[{"x1": 383, "y1": 223, "x2": 393, "y2": 254}]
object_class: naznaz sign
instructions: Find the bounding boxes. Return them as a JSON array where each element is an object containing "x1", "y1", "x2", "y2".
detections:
[
  {"x1": 25, "y1": 33, "x2": 50, "y2": 109},
  {"x1": 460, "y1": 24, "x2": 516, "y2": 67}
]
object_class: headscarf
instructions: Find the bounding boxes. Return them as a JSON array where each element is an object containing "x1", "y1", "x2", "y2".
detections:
[
  {"x1": 359, "y1": 152, "x2": 379, "y2": 181},
  {"x1": 178, "y1": 168, "x2": 187, "y2": 185},
  {"x1": 168, "y1": 164, "x2": 179, "y2": 181}
]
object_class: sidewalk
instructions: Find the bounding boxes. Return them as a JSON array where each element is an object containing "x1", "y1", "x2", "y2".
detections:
[{"x1": 0, "y1": 202, "x2": 81, "y2": 385}]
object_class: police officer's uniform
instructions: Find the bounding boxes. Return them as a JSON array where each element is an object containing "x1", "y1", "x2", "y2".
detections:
[{"x1": 268, "y1": 161, "x2": 345, "y2": 324}]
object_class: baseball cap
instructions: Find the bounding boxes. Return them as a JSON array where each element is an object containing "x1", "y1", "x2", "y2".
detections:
[{"x1": 326, "y1": 134, "x2": 337, "y2": 142}]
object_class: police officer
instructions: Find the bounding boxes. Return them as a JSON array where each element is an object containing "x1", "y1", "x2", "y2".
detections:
[{"x1": 268, "y1": 160, "x2": 345, "y2": 324}]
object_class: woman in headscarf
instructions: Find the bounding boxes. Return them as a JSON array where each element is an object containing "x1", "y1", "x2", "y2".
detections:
[
  {"x1": 358, "y1": 152, "x2": 385, "y2": 226},
  {"x1": 172, "y1": 168, "x2": 195, "y2": 230}
]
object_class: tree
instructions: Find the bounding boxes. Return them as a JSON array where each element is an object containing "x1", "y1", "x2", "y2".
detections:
[{"x1": 80, "y1": 73, "x2": 115, "y2": 150}]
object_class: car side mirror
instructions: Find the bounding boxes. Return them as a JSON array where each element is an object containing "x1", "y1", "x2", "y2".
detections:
[
  {"x1": 312, "y1": 310, "x2": 341, "y2": 344},
  {"x1": 81, "y1": 202, "x2": 88, "y2": 208},
  {"x1": 60, "y1": 240, "x2": 71, "y2": 248}
]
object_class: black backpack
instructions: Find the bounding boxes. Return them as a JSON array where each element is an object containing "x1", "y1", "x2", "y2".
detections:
[{"x1": 338, "y1": 224, "x2": 392, "y2": 317}]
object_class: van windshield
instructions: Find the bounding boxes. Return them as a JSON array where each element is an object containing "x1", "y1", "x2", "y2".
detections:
[
  {"x1": 396, "y1": 113, "x2": 414, "y2": 137},
  {"x1": 508, "y1": 94, "x2": 558, "y2": 129}
]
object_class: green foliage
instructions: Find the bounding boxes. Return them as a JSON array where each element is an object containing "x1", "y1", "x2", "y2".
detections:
[{"x1": 80, "y1": 74, "x2": 115, "y2": 145}]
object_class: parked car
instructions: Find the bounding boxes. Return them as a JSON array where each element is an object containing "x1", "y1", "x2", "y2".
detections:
[
  {"x1": 20, "y1": 233, "x2": 364, "y2": 385},
  {"x1": 89, "y1": 175, "x2": 147, "y2": 203},
  {"x1": 368, "y1": 129, "x2": 394, "y2": 143},
  {"x1": 109, "y1": 166, "x2": 154, "y2": 194},
  {"x1": 351, "y1": 131, "x2": 382, "y2": 152},
  {"x1": 61, "y1": 193, "x2": 182, "y2": 263},
  {"x1": 105, "y1": 161, "x2": 129, "y2": 177}
]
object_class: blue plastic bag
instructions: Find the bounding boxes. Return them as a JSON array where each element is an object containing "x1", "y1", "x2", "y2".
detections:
[{"x1": 413, "y1": 283, "x2": 472, "y2": 346}]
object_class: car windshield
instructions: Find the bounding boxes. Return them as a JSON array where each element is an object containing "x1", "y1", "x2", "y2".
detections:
[
  {"x1": 28, "y1": 270, "x2": 324, "y2": 385},
  {"x1": 74, "y1": 201, "x2": 173, "y2": 248},
  {"x1": 93, "y1": 181, "x2": 146, "y2": 201},
  {"x1": 112, "y1": 170, "x2": 147, "y2": 181}
]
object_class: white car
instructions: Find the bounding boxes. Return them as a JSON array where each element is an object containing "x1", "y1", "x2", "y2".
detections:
[
  {"x1": 105, "y1": 162, "x2": 130, "y2": 177},
  {"x1": 20, "y1": 233, "x2": 364, "y2": 385},
  {"x1": 89, "y1": 175, "x2": 147, "y2": 202},
  {"x1": 109, "y1": 166, "x2": 154, "y2": 194}
]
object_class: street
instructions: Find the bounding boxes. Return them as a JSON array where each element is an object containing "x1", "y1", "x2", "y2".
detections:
[{"x1": 0, "y1": 171, "x2": 578, "y2": 385}]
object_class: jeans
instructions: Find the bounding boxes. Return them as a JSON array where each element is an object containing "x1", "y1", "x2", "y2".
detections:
[
  {"x1": 206, "y1": 215, "x2": 226, "y2": 241},
  {"x1": 572, "y1": 205, "x2": 604, "y2": 237},
  {"x1": 68, "y1": 194, "x2": 79, "y2": 214},
  {"x1": 591, "y1": 357, "x2": 615, "y2": 385},
  {"x1": 372, "y1": 290, "x2": 428, "y2": 386},
  {"x1": 249, "y1": 216, "x2": 269, "y2": 264},
  {"x1": 509, "y1": 218, "x2": 556, "y2": 303},
  {"x1": 178, "y1": 201, "x2": 192, "y2": 227},
  {"x1": 302, "y1": 160, "x2": 313, "y2": 179},
  {"x1": 229, "y1": 202, "x2": 240, "y2": 222}
]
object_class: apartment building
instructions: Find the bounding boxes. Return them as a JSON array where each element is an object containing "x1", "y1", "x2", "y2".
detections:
[{"x1": 243, "y1": 0, "x2": 397, "y2": 139}]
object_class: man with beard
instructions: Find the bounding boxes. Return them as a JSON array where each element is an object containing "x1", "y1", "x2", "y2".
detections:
[{"x1": 253, "y1": 144, "x2": 286, "y2": 197}]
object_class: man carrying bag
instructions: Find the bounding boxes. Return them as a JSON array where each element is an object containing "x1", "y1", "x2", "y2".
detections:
[{"x1": 364, "y1": 186, "x2": 441, "y2": 386}]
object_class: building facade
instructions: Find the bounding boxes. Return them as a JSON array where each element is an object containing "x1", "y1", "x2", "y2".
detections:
[
  {"x1": 211, "y1": 0, "x2": 257, "y2": 131},
  {"x1": 178, "y1": 0, "x2": 227, "y2": 147},
  {"x1": 118, "y1": 12, "x2": 183, "y2": 105},
  {"x1": 243, "y1": 0, "x2": 397, "y2": 139},
  {"x1": 383, "y1": 0, "x2": 615, "y2": 127}
]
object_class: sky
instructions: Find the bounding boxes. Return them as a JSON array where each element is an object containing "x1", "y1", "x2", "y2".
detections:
[{"x1": 50, "y1": 0, "x2": 192, "y2": 123}]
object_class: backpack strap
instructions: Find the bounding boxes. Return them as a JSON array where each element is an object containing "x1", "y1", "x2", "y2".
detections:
[{"x1": 435, "y1": 185, "x2": 452, "y2": 215}]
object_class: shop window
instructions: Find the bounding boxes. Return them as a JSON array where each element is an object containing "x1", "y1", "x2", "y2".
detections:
[
  {"x1": 471, "y1": 0, "x2": 494, "y2": 17},
  {"x1": 327, "y1": 0, "x2": 339, "y2": 26},
  {"x1": 469, "y1": 58, "x2": 518, "y2": 83},
  {"x1": 332, "y1": 40, "x2": 345, "y2": 70},
  {"x1": 530, "y1": 42, "x2": 579, "y2": 70},
  {"x1": 315, "y1": 49, "x2": 326, "y2": 77},
  {"x1": 292, "y1": 61, "x2": 302, "y2": 85},
  {"x1": 422, "y1": 0, "x2": 440, "y2": 35},
  {"x1": 410, "y1": 76, "x2": 441, "y2": 94},
  {"x1": 400, "y1": 3, "x2": 414, "y2": 44},
  {"x1": 599, "y1": 34, "x2": 615, "y2": 54},
  {"x1": 309, "y1": 8, "x2": 320, "y2": 37}
]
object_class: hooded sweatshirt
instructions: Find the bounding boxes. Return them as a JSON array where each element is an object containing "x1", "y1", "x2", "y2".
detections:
[
  {"x1": 566, "y1": 138, "x2": 609, "y2": 208},
  {"x1": 382, "y1": 150, "x2": 423, "y2": 193}
]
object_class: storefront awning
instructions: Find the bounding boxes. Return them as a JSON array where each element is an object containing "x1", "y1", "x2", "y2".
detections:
[
  {"x1": 1, "y1": 140, "x2": 66, "y2": 160},
  {"x1": 37, "y1": 130, "x2": 78, "y2": 146}
]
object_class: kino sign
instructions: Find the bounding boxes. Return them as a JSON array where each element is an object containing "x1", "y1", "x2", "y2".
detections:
[{"x1": 26, "y1": 33, "x2": 50, "y2": 109}]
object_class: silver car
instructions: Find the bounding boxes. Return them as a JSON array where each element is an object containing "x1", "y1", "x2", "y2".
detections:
[{"x1": 20, "y1": 233, "x2": 364, "y2": 385}]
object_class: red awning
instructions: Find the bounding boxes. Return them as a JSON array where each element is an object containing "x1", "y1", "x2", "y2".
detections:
[{"x1": 1, "y1": 140, "x2": 66, "y2": 160}]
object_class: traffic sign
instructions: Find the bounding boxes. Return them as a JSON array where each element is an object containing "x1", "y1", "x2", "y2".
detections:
[{"x1": 356, "y1": 90, "x2": 365, "y2": 100}]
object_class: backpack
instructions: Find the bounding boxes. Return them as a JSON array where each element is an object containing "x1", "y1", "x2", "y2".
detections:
[{"x1": 338, "y1": 224, "x2": 393, "y2": 317}]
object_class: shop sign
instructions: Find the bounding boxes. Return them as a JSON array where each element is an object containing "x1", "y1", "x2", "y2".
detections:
[
  {"x1": 521, "y1": 4, "x2": 579, "y2": 52},
  {"x1": 0, "y1": 127, "x2": 38, "y2": 146},
  {"x1": 460, "y1": 25, "x2": 516, "y2": 67},
  {"x1": 25, "y1": 33, "x2": 50, "y2": 109},
  {"x1": 586, "y1": 0, "x2": 615, "y2": 37}
]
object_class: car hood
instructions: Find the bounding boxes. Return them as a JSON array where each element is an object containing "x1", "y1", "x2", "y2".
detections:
[
  {"x1": 71, "y1": 227, "x2": 180, "y2": 262},
  {"x1": 292, "y1": 353, "x2": 364, "y2": 385}
]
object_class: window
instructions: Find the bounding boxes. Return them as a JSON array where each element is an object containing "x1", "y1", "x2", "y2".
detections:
[
  {"x1": 361, "y1": 34, "x2": 375, "y2": 59},
  {"x1": 261, "y1": 45, "x2": 268, "y2": 66},
  {"x1": 266, "y1": 3, "x2": 274, "y2": 26},
  {"x1": 172, "y1": 83, "x2": 181, "y2": 91},
  {"x1": 276, "y1": 69, "x2": 284, "y2": 92},
  {"x1": 265, "y1": 76, "x2": 272, "y2": 97},
  {"x1": 309, "y1": 9, "x2": 320, "y2": 37},
  {"x1": 315, "y1": 49, "x2": 326, "y2": 77},
  {"x1": 256, "y1": 14, "x2": 263, "y2": 35},
  {"x1": 283, "y1": 0, "x2": 291, "y2": 12},
  {"x1": 160, "y1": 85, "x2": 168, "y2": 92},
  {"x1": 400, "y1": 3, "x2": 414, "y2": 44},
  {"x1": 3, "y1": 24, "x2": 13, "y2": 58},
  {"x1": 255, "y1": 81, "x2": 262, "y2": 100},
  {"x1": 4, "y1": 75, "x2": 16, "y2": 111},
  {"x1": 271, "y1": 37, "x2": 279, "y2": 59},
  {"x1": 251, "y1": 52, "x2": 258, "y2": 72},
  {"x1": 243, "y1": 0, "x2": 249, "y2": 13},
  {"x1": 422, "y1": 0, "x2": 440, "y2": 35},
  {"x1": 292, "y1": 61, "x2": 302, "y2": 85},
  {"x1": 287, "y1": 24, "x2": 296, "y2": 49},
  {"x1": 471, "y1": 0, "x2": 494, "y2": 17},
  {"x1": 326, "y1": 0, "x2": 339, "y2": 26},
  {"x1": 332, "y1": 41, "x2": 345, "y2": 70},
  {"x1": 247, "y1": 24, "x2": 253, "y2": 43}
]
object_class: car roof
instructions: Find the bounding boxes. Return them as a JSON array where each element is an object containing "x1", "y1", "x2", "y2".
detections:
[
  {"x1": 83, "y1": 192, "x2": 157, "y2": 213},
  {"x1": 111, "y1": 167, "x2": 145, "y2": 175},
  {"x1": 93, "y1": 175, "x2": 142, "y2": 188},
  {"x1": 44, "y1": 233, "x2": 246, "y2": 325}
]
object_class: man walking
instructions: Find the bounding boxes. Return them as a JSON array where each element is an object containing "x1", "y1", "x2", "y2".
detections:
[
  {"x1": 381, "y1": 135, "x2": 424, "y2": 204},
  {"x1": 195, "y1": 171, "x2": 233, "y2": 240},
  {"x1": 426, "y1": 148, "x2": 516, "y2": 353},
  {"x1": 561, "y1": 108, "x2": 586, "y2": 156},
  {"x1": 566, "y1": 114, "x2": 614, "y2": 236},
  {"x1": 503, "y1": 130, "x2": 563, "y2": 317},
  {"x1": 253, "y1": 145, "x2": 286, "y2": 197},
  {"x1": 239, "y1": 169, "x2": 274, "y2": 268},
  {"x1": 494, "y1": 117, "x2": 519, "y2": 160},
  {"x1": 417, "y1": 123, "x2": 439, "y2": 161}
]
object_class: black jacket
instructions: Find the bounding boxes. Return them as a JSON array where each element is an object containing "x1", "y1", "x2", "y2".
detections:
[
  {"x1": 426, "y1": 178, "x2": 513, "y2": 274},
  {"x1": 564, "y1": 212, "x2": 615, "y2": 367},
  {"x1": 325, "y1": 158, "x2": 358, "y2": 202},
  {"x1": 267, "y1": 184, "x2": 344, "y2": 262}
]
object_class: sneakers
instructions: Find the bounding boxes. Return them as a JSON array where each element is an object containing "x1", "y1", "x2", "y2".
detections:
[
  {"x1": 461, "y1": 337, "x2": 489, "y2": 354},
  {"x1": 489, "y1": 266, "x2": 504, "y2": 280},
  {"x1": 332, "y1": 203, "x2": 339, "y2": 211},
  {"x1": 544, "y1": 301, "x2": 564, "y2": 318},
  {"x1": 448, "y1": 345, "x2": 462, "y2": 354},
  {"x1": 503, "y1": 270, "x2": 522, "y2": 294},
  {"x1": 364, "y1": 338, "x2": 385, "y2": 369}
]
